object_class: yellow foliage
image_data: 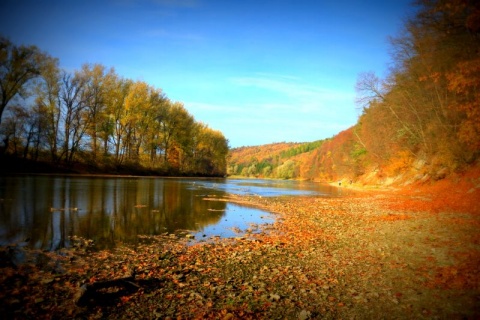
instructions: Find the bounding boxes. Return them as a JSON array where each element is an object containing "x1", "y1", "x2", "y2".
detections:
[{"x1": 385, "y1": 151, "x2": 415, "y2": 175}]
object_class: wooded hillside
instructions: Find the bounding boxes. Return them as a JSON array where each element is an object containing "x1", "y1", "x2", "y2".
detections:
[{"x1": 229, "y1": 0, "x2": 480, "y2": 184}]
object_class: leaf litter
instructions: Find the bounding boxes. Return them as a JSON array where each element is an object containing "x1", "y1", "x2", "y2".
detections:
[{"x1": 0, "y1": 192, "x2": 479, "y2": 319}]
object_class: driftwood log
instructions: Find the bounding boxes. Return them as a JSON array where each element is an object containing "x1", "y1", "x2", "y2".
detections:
[
  {"x1": 75, "y1": 271, "x2": 166, "y2": 307},
  {"x1": 75, "y1": 275, "x2": 140, "y2": 307}
]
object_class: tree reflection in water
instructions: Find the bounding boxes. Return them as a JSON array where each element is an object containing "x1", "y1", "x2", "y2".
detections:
[{"x1": 0, "y1": 176, "x2": 238, "y2": 250}]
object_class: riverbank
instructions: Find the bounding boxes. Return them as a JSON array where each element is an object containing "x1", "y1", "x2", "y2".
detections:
[
  {"x1": 0, "y1": 154, "x2": 225, "y2": 177},
  {"x1": 1, "y1": 184, "x2": 479, "y2": 319}
]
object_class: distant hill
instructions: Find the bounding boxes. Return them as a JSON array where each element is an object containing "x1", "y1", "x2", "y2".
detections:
[
  {"x1": 228, "y1": 125, "x2": 479, "y2": 187},
  {"x1": 228, "y1": 130, "x2": 362, "y2": 182},
  {"x1": 228, "y1": 141, "x2": 313, "y2": 179}
]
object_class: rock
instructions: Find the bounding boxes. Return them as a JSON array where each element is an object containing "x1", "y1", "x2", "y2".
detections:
[
  {"x1": 223, "y1": 313, "x2": 235, "y2": 320},
  {"x1": 298, "y1": 309, "x2": 311, "y2": 320},
  {"x1": 269, "y1": 293, "x2": 281, "y2": 301}
]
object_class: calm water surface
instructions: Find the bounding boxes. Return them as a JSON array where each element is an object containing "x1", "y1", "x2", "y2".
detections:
[{"x1": 0, "y1": 175, "x2": 342, "y2": 250}]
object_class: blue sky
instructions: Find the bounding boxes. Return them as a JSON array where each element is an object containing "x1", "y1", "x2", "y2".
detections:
[{"x1": 1, "y1": 0, "x2": 414, "y2": 148}]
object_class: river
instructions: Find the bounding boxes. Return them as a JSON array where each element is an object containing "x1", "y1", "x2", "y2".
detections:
[{"x1": 0, "y1": 175, "x2": 343, "y2": 250}]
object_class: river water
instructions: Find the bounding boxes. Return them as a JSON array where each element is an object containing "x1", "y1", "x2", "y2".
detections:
[{"x1": 0, "y1": 175, "x2": 343, "y2": 250}]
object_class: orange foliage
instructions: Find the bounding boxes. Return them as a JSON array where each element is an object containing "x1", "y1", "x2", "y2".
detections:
[
  {"x1": 306, "y1": 128, "x2": 358, "y2": 181},
  {"x1": 429, "y1": 264, "x2": 480, "y2": 290},
  {"x1": 425, "y1": 248, "x2": 480, "y2": 290},
  {"x1": 229, "y1": 142, "x2": 299, "y2": 165},
  {"x1": 384, "y1": 150, "x2": 415, "y2": 176},
  {"x1": 447, "y1": 57, "x2": 480, "y2": 151},
  {"x1": 384, "y1": 165, "x2": 480, "y2": 215},
  {"x1": 375, "y1": 214, "x2": 410, "y2": 221}
]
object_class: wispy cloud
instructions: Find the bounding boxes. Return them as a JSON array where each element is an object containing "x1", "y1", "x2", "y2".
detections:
[
  {"x1": 231, "y1": 73, "x2": 354, "y2": 113},
  {"x1": 181, "y1": 73, "x2": 357, "y2": 146},
  {"x1": 184, "y1": 97, "x2": 356, "y2": 147},
  {"x1": 185, "y1": 101, "x2": 243, "y2": 114}
]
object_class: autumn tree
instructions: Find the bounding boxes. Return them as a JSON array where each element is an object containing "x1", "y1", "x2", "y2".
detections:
[
  {"x1": 355, "y1": 0, "x2": 480, "y2": 174},
  {"x1": 59, "y1": 71, "x2": 91, "y2": 164},
  {"x1": 0, "y1": 37, "x2": 55, "y2": 125},
  {"x1": 34, "y1": 57, "x2": 62, "y2": 162},
  {"x1": 144, "y1": 88, "x2": 169, "y2": 167},
  {"x1": 0, "y1": 37, "x2": 230, "y2": 176},
  {"x1": 189, "y1": 123, "x2": 229, "y2": 176},
  {"x1": 0, "y1": 105, "x2": 27, "y2": 156},
  {"x1": 106, "y1": 76, "x2": 132, "y2": 164},
  {"x1": 78, "y1": 63, "x2": 116, "y2": 160},
  {"x1": 156, "y1": 101, "x2": 194, "y2": 168},
  {"x1": 122, "y1": 81, "x2": 153, "y2": 162},
  {"x1": 275, "y1": 160, "x2": 298, "y2": 179},
  {"x1": 420, "y1": 0, "x2": 480, "y2": 154}
]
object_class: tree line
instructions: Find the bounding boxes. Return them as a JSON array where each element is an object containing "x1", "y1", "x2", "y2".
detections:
[
  {"x1": 230, "y1": 0, "x2": 480, "y2": 183},
  {"x1": 228, "y1": 142, "x2": 308, "y2": 179},
  {"x1": 279, "y1": 140, "x2": 322, "y2": 159},
  {"x1": 354, "y1": 0, "x2": 480, "y2": 176},
  {"x1": 0, "y1": 37, "x2": 229, "y2": 176}
]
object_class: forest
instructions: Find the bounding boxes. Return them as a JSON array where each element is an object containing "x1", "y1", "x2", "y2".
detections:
[
  {"x1": 1, "y1": 1, "x2": 479, "y2": 318},
  {"x1": 229, "y1": 0, "x2": 480, "y2": 184},
  {"x1": 0, "y1": 40, "x2": 229, "y2": 176}
]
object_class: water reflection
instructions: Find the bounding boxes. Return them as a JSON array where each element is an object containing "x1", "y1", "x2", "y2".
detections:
[
  {"x1": 0, "y1": 176, "x2": 233, "y2": 250},
  {"x1": 196, "y1": 179, "x2": 344, "y2": 197},
  {"x1": 0, "y1": 176, "x2": 341, "y2": 251}
]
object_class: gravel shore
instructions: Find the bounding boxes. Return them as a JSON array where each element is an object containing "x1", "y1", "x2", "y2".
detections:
[{"x1": 1, "y1": 190, "x2": 479, "y2": 319}]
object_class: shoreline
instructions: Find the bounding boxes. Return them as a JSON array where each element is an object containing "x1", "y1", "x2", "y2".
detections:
[{"x1": 1, "y1": 187, "x2": 479, "y2": 318}]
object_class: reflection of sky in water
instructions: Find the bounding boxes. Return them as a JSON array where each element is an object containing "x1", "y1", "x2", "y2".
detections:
[
  {"x1": 192, "y1": 203, "x2": 274, "y2": 240},
  {"x1": 182, "y1": 179, "x2": 344, "y2": 242},
  {"x1": 191, "y1": 179, "x2": 338, "y2": 197},
  {"x1": 0, "y1": 177, "x2": 341, "y2": 249}
]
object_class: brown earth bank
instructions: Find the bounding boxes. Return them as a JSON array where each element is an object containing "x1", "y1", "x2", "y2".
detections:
[{"x1": 1, "y1": 173, "x2": 479, "y2": 319}]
